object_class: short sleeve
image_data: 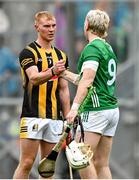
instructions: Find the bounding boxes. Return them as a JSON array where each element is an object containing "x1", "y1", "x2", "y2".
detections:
[{"x1": 19, "y1": 49, "x2": 36, "y2": 70}]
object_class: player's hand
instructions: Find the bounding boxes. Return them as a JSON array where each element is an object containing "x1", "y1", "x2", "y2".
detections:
[
  {"x1": 58, "y1": 70, "x2": 66, "y2": 78},
  {"x1": 66, "y1": 109, "x2": 78, "y2": 125},
  {"x1": 52, "y1": 60, "x2": 65, "y2": 75}
]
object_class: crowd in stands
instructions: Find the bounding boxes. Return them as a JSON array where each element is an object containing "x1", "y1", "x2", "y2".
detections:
[
  {"x1": 74, "y1": 1, "x2": 132, "y2": 63},
  {"x1": 0, "y1": 35, "x2": 19, "y2": 97},
  {"x1": 0, "y1": 0, "x2": 133, "y2": 98},
  {"x1": 0, "y1": 1, "x2": 135, "y2": 179},
  {"x1": 0, "y1": 2, "x2": 20, "y2": 97}
]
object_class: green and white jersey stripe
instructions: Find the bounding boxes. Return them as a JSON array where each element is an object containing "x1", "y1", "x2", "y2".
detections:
[
  {"x1": 78, "y1": 38, "x2": 118, "y2": 112},
  {"x1": 91, "y1": 87, "x2": 100, "y2": 108}
]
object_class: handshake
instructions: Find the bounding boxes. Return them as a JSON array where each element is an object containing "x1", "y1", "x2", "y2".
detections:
[
  {"x1": 51, "y1": 60, "x2": 66, "y2": 76},
  {"x1": 52, "y1": 60, "x2": 80, "y2": 85}
]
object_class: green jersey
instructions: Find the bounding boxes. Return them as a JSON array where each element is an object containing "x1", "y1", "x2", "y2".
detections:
[{"x1": 78, "y1": 38, "x2": 118, "y2": 112}]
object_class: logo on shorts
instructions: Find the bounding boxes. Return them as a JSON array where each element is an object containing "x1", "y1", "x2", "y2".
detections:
[
  {"x1": 32, "y1": 124, "x2": 38, "y2": 132},
  {"x1": 82, "y1": 112, "x2": 89, "y2": 122},
  {"x1": 20, "y1": 126, "x2": 28, "y2": 133}
]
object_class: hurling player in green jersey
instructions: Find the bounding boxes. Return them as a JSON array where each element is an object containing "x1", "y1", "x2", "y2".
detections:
[{"x1": 61, "y1": 9, "x2": 119, "y2": 179}]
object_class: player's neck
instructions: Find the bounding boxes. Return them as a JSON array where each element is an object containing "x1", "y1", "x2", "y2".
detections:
[
  {"x1": 87, "y1": 33, "x2": 101, "y2": 43},
  {"x1": 36, "y1": 39, "x2": 52, "y2": 50}
]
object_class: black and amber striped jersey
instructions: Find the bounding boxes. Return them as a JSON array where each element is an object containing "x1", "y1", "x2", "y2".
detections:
[{"x1": 19, "y1": 41, "x2": 69, "y2": 119}]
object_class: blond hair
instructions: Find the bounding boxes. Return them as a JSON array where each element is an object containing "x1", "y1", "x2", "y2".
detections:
[
  {"x1": 35, "y1": 11, "x2": 55, "y2": 25},
  {"x1": 86, "y1": 9, "x2": 110, "y2": 38}
]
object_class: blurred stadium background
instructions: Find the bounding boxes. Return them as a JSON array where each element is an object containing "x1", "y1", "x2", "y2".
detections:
[{"x1": 0, "y1": 0, "x2": 139, "y2": 178}]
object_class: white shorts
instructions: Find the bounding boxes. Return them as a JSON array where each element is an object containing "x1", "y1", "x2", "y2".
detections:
[
  {"x1": 20, "y1": 117, "x2": 64, "y2": 143},
  {"x1": 79, "y1": 108, "x2": 119, "y2": 137}
]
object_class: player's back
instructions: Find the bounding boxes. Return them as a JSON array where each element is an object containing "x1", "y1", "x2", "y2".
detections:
[{"x1": 79, "y1": 38, "x2": 118, "y2": 112}]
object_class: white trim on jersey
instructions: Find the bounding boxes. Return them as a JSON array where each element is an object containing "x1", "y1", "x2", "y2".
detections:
[
  {"x1": 81, "y1": 61, "x2": 99, "y2": 73},
  {"x1": 86, "y1": 37, "x2": 105, "y2": 47},
  {"x1": 91, "y1": 88, "x2": 100, "y2": 108}
]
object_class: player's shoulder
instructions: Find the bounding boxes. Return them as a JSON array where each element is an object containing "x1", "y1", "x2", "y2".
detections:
[
  {"x1": 85, "y1": 38, "x2": 109, "y2": 53},
  {"x1": 83, "y1": 40, "x2": 100, "y2": 54},
  {"x1": 54, "y1": 46, "x2": 67, "y2": 54},
  {"x1": 90, "y1": 38, "x2": 105, "y2": 47},
  {"x1": 53, "y1": 46, "x2": 68, "y2": 59},
  {"x1": 19, "y1": 42, "x2": 35, "y2": 59}
]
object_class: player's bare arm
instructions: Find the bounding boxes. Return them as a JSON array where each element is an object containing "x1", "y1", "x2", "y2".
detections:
[
  {"x1": 58, "y1": 77, "x2": 70, "y2": 118},
  {"x1": 60, "y1": 70, "x2": 80, "y2": 85},
  {"x1": 66, "y1": 68, "x2": 96, "y2": 124},
  {"x1": 26, "y1": 60, "x2": 65, "y2": 85}
]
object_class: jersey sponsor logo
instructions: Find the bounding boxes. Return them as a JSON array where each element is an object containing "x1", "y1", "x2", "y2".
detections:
[
  {"x1": 38, "y1": 58, "x2": 42, "y2": 62},
  {"x1": 46, "y1": 53, "x2": 53, "y2": 66}
]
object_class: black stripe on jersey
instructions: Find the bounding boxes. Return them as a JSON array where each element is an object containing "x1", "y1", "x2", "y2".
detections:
[
  {"x1": 46, "y1": 81, "x2": 53, "y2": 118},
  {"x1": 56, "y1": 88, "x2": 61, "y2": 119},
  {"x1": 31, "y1": 86, "x2": 39, "y2": 117},
  {"x1": 54, "y1": 47, "x2": 63, "y2": 60},
  {"x1": 29, "y1": 42, "x2": 40, "y2": 59},
  {"x1": 53, "y1": 47, "x2": 63, "y2": 119},
  {"x1": 65, "y1": 56, "x2": 69, "y2": 69},
  {"x1": 45, "y1": 52, "x2": 53, "y2": 118},
  {"x1": 29, "y1": 42, "x2": 42, "y2": 72},
  {"x1": 54, "y1": 47, "x2": 69, "y2": 68}
]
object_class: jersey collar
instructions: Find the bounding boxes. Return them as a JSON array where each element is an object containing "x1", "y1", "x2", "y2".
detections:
[{"x1": 89, "y1": 37, "x2": 105, "y2": 44}]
